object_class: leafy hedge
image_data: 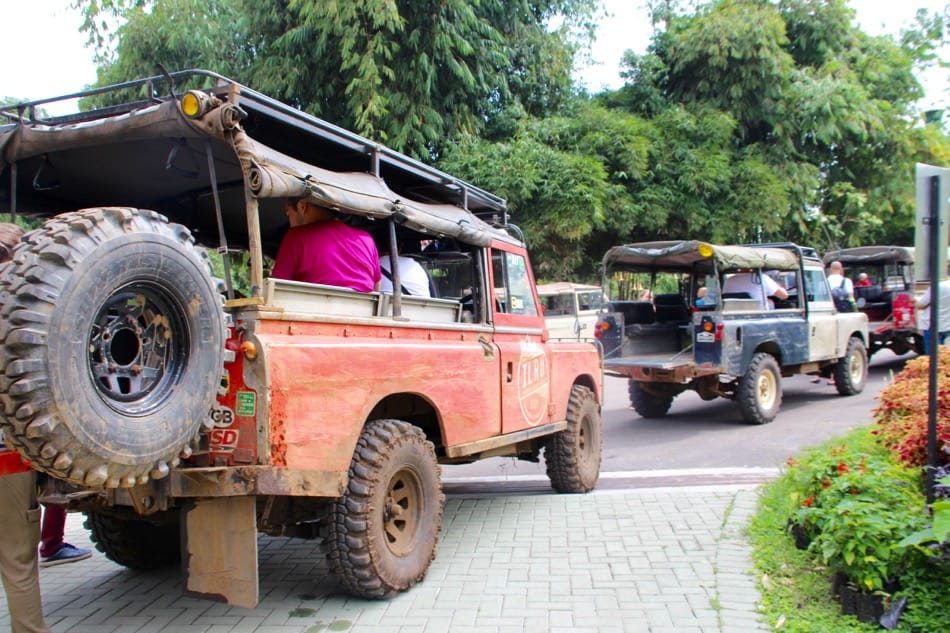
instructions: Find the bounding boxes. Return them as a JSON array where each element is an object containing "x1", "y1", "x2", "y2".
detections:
[{"x1": 752, "y1": 350, "x2": 950, "y2": 631}]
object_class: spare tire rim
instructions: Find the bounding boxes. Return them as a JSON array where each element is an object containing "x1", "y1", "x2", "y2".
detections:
[{"x1": 88, "y1": 283, "x2": 189, "y2": 415}]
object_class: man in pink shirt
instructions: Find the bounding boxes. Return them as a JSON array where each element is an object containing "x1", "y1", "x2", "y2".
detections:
[{"x1": 271, "y1": 198, "x2": 381, "y2": 292}]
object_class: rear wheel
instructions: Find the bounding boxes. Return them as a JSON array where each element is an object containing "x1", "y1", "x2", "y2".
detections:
[
  {"x1": 545, "y1": 385, "x2": 602, "y2": 493},
  {"x1": 737, "y1": 353, "x2": 782, "y2": 424},
  {"x1": 84, "y1": 511, "x2": 180, "y2": 569},
  {"x1": 628, "y1": 380, "x2": 674, "y2": 418},
  {"x1": 0, "y1": 208, "x2": 225, "y2": 488},
  {"x1": 833, "y1": 337, "x2": 868, "y2": 395},
  {"x1": 324, "y1": 419, "x2": 443, "y2": 599}
]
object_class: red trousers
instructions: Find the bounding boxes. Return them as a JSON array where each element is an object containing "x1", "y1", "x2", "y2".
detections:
[{"x1": 38, "y1": 506, "x2": 66, "y2": 559}]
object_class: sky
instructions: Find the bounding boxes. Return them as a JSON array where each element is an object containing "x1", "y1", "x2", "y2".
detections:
[{"x1": 1, "y1": 0, "x2": 947, "y2": 115}]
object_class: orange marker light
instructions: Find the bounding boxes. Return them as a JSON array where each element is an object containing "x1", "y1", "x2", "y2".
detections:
[{"x1": 240, "y1": 340, "x2": 257, "y2": 360}]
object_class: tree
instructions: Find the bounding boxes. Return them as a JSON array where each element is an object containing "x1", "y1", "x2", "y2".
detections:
[
  {"x1": 74, "y1": 0, "x2": 600, "y2": 159},
  {"x1": 605, "y1": 0, "x2": 949, "y2": 251}
]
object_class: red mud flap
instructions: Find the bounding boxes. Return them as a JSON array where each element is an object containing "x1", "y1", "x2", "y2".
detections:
[{"x1": 183, "y1": 496, "x2": 259, "y2": 608}]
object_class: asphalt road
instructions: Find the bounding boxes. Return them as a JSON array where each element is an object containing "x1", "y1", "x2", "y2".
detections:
[{"x1": 442, "y1": 349, "x2": 916, "y2": 487}]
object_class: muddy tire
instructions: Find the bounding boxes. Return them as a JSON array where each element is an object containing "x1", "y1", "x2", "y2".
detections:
[
  {"x1": 84, "y1": 511, "x2": 180, "y2": 569},
  {"x1": 737, "y1": 352, "x2": 782, "y2": 424},
  {"x1": 545, "y1": 385, "x2": 602, "y2": 493},
  {"x1": 833, "y1": 337, "x2": 868, "y2": 396},
  {"x1": 628, "y1": 380, "x2": 674, "y2": 418},
  {"x1": 324, "y1": 419, "x2": 444, "y2": 599},
  {"x1": 0, "y1": 208, "x2": 225, "y2": 488}
]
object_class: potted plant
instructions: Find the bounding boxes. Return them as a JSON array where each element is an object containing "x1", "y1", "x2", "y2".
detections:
[{"x1": 799, "y1": 447, "x2": 926, "y2": 623}]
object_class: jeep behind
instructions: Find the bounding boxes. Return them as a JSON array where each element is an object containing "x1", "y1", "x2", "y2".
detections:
[
  {"x1": 0, "y1": 70, "x2": 603, "y2": 607},
  {"x1": 821, "y1": 245, "x2": 922, "y2": 357},
  {"x1": 595, "y1": 240, "x2": 869, "y2": 424}
]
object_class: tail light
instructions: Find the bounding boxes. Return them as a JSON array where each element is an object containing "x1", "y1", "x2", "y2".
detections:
[
  {"x1": 593, "y1": 319, "x2": 612, "y2": 339},
  {"x1": 892, "y1": 293, "x2": 915, "y2": 329}
]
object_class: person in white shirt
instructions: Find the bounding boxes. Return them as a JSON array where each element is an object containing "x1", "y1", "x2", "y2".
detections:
[
  {"x1": 721, "y1": 270, "x2": 788, "y2": 309},
  {"x1": 379, "y1": 246, "x2": 432, "y2": 297},
  {"x1": 916, "y1": 277, "x2": 950, "y2": 354},
  {"x1": 826, "y1": 260, "x2": 854, "y2": 301}
]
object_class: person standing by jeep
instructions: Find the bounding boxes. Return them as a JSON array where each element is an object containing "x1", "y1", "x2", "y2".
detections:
[
  {"x1": 272, "y1": 197, "x2": 381, "y2": 292},
  {"x1": 0, "y1": 222, "x2": 51, "y2": 633},
  {"x1": 915, "y1": 277, "x2": 950, "y2": 354},
  {"x1": 826, "y1": 261, "x2": 855, "y2": 309}
]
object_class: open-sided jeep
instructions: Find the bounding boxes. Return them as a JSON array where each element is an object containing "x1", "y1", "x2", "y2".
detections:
[
  {"x1": 821, "y1": 246, "x2": 923, "y2": 357},
  {"x1": 0, "y1": 70, "x2": 603, "y2": 607},
  {"x1": 595, "y1": 241, "x2": 869, "y2": 424}
]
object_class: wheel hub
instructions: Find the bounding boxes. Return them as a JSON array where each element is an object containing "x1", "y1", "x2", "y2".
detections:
[
  {"x1": 383, "y1": 467, "x2": 423, "y2": 556},
  {"x1": 88, "y1": 286, "x2": 187, "y2": 414}
]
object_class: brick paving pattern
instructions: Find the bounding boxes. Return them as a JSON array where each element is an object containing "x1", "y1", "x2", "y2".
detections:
[{"x1": 1, "y1": 484, "x2": 769, "y2": 633}]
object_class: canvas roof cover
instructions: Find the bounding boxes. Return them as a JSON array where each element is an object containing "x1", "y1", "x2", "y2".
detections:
[
  {"x1": 603, "y1": 240, "x2": 801, "y2": 273},
  {"x1": 0, "y1": 69, "x2": 511, "y2": 254},
  {"x1": 822, "y1": 246, "x2": 915, "y2": 266}
]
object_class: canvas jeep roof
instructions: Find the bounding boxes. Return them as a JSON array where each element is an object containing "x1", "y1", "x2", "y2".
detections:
[
  {"x1": 821, "y1": 245, "x2": 915, "y2": 266},
  {"x1": 0, "y1": 69, "x2": 512, "y2": 255},
  {"x1": 602, "y1": 240, "x2": 801, "y2": 274}
]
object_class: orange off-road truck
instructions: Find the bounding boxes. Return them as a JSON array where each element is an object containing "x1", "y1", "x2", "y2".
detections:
[{"x1": 0, "y1": 70, "x2": 602, "y2": 607}]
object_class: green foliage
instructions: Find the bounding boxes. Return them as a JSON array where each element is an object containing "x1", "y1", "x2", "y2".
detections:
[
  {"x1": 606, "y1": 0, "x2": 950, "y2": 253},
  {"x1": 753, "y1": 466, "x2": 948, "y2": 631},
  {"x1": 751, "y1": 465, "x2": 880, "y2": 632},
  {"x1": 754, "y1": 426, "x2": 950, "y2": 632},
  {"x1": 782, "y1": 432, "x2": 927, "y2": 592},
  {"x1": 76, "y1": 0, "x2": 598, "y2": 159},
  {"x1": 67, "y1": 0, "x2": 950, "y2": 281}
]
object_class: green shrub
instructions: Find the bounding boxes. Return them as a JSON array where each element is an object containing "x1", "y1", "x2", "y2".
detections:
[{"x1": 788, "y1": 433, "x2": 927, "y2": 591}]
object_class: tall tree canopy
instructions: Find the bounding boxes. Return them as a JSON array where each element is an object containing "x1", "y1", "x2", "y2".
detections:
[
  {"x1": 69, "y1": 0, "x2": 949, "y2": 280},
  {"x1": 75, "y1": 0, "x2": 599, "y2": 158},
  {"x1": 604, "y1": 0, "x2": 949, "y2": 250}
]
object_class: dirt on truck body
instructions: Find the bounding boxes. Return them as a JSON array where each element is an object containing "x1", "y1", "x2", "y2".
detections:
[
  {"x1": 595, "y1": 240, "x2": 868, "y2": 425},
  {"x1": 0, "y1": 70, "x2": 603, "y2": 607}
]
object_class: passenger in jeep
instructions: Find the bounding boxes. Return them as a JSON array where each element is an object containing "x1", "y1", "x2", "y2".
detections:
[
  {"x1": 379, "y1": 240, "x2": 432, "y2": 297},
  {"x1": 722, "y1": 271, "x2": 788, "y2": 309},
  {"x1": 272, "y1": 197, "x2": 381, "y2": 292}
]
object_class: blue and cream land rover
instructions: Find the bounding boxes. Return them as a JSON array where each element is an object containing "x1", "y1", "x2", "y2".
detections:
[{"x1": 595, "y1": 241, "x2": 869, "y2": 424}]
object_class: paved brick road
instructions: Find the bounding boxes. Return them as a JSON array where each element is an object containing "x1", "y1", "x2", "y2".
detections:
[{"x1": 2, "y1": 479, "x2": 770, "y2": 633}]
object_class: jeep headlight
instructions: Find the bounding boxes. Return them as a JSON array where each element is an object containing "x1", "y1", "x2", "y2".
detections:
[{"x1": 181, "y1": 90, "x2": 214, "y2": 118}]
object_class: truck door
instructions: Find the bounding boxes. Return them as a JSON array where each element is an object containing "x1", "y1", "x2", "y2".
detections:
[
  {"x1": 490, "y1": 247, "x2": 553, "y2": 434},
  {"x1": 804, "y1": 267, "x2": 839, "y2": 361}
]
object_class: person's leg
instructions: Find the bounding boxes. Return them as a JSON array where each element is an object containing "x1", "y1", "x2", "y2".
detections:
[
  {"x1": 37, "y1": 504, "x2": 91, "y2": 567},
  {"x1": 39, "y1": 505, "x2": 66, "y2": 559},
  {"x1": 0, "y1": 471, "x2": 51, "y2": 633},
  {"x1": 923, "y1": 329, "x2": 933, "y2": 355}
]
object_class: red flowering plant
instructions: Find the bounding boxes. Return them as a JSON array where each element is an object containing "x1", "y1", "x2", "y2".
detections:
[
  {"x1": 787, "y1": 434, "x2": 927, "y2": 592},
  {"x1": 873, "y1": 347, "x2": 950, "y2": 468}
]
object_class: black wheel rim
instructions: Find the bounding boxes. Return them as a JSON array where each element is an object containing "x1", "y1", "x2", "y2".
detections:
[{"x1": 87, "y1": 283, "x2": 189, "y2": 415}]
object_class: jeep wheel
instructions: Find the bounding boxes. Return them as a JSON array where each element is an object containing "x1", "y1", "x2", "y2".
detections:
[
  {"x1": 0, "y1": 208, "x2": 225, "y2": 488},
  {"x1": 545, "y1": 385, "x2": 602, "y2": 493},
  {"x1": 737, "y1": 353, "x2": 782, "y2": 424},
  {"x1": 84, "y1": 510, "x2": 180, "y2": 569},
  {"x1": 628, "y1": 380, "x2": 674, "y2": 418},
  {"x1": 833, "y1": 337, "x2": 868, "y2": 396},
  {"x1": 325, "y1": 419, "x2": 444, "y2": 599}
]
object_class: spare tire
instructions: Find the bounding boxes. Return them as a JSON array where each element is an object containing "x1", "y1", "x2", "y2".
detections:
[{"x1": 0, "y1": 208, "x2": 225, "y2": 488}]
